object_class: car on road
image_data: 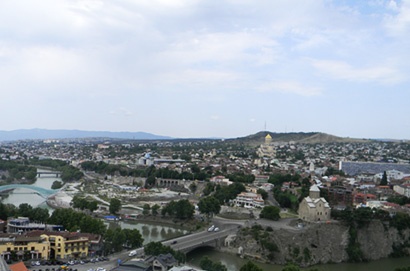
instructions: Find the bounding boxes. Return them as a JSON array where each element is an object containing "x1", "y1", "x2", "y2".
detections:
[
  {"x1": 213, "y1": 227, "x2": 220, "y2": 232},
  {"x1": 208, "y1": 225, "x2": 215, "y2": 232},
  {"x1": 171, "y1": 240, "x2": 177, "y2": 244},
  {"x1": 128, "y1": 250, "x2": 137, "y2": 257}
]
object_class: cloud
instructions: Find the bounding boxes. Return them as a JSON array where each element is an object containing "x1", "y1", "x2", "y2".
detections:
[
  {"x1": 383, "y1": 0, "x2": 410, "y2": 36},
  {"x1": 310, "y1": 59, "x2": 405, "y2": 84},
  {"x1": 210, "y1": 115, "x2": 220, "y2": 120},
  {"x1": 258, "y1": 81, "x2": 322, "y2": 96}
]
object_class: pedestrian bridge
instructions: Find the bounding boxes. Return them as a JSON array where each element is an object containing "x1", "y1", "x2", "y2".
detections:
[{"x1": 0, "y1": 184, "x2": 58, "y2": 198}]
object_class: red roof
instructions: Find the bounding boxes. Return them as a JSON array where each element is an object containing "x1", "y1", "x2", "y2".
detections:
[{"x1": 10, "y1": 261, "x2": 28, "y2": 271}]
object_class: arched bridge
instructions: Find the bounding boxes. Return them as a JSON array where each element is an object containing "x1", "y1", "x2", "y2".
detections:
[
  {"x1": 132, "y1": 225, "x2": 239, "y2": 256},
  {"x1": 0, "y1": 184, "x2": 58, "y2": 198}
]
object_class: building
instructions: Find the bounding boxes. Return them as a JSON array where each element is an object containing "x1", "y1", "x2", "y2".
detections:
[
  {"x1": 24, "y1": 231, "x2": 94, "y2": 260},
  {"x1": 393, "y1": 184, "x2": 410, "y2": 197},
  {"x1": 145, "y1": 253, "x2": 177, "y2": 271},
  {"x1": 7, "y1": 217, "x2": 63, "y2": 234},
  {"x1": 42, "y1": 232, "x2": 89, "y2": 260},
  {"x1": 298, "y1": 185, "x2": 331, "y2": 222},
  {"x1": 323, "y1": 186, "x2": 353, "y2": 208},
  {"x1": 233, "y1": 192, "x2": 265, "y2": 209},
  {"x1": 257, "y1": 134, "x2": 276, "y2": 158},
  {"x1": 0, "y1": 233, "x2": 50, "y2": 261}
]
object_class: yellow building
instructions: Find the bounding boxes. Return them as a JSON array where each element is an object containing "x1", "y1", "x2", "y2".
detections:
[
  {"x1": 257, "y1": 134, "x2": 276, "y2": 158},
  {"x1": 42, "y1": 232, "x2": 89, "y2": 260},
  {"x1": 0, "y1": 233, "x2": 50, "y2": 261}
]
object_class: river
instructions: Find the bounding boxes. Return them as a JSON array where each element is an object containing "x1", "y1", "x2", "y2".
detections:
[{"x1": 2, "y1": 173, "x2": 410, "y2": 270}]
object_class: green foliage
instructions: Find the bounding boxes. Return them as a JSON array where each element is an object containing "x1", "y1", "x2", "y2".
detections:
[
  {"x1": 324, "y1": 167, "x2": 345, "y2": 177},
  {"x1": 16, "y1": 203, "x2": 49, "y2": 222},
  {"x1": 387, "y1": 196, "x2": 410, "y2": 206},
  {"x1": 104, "y1": 228, "x2": 126, "y2": 253},
  {"x1": 51, "y1": 180, "x2": 63, "y2": 189},
  {"x1": 257, "y1": 189, "x2": 268, "y2": 200},
  {"x1": 30, "y1": 158, "x2": 83, "y2": 181},
  {"x1": 273, "y1": 188, "x2": 298, "y2": 210},
  {"x1": 239, "y1": 261, "x2": 264, "y2": 271},
  {"x1": 143, "y1": 204, "x2": 151, "y2": 215},
  {"x1": 213, "y1": 182, "x2": 246, "y2": 204},
  {"x1": 48, "y1": 208, "x2": 106, "y2": 235},
  {"x1": 71, "y1": 195, "x2": 99, "y2": 212},
  {"x1": 259, "y1": 206, "x2": 280, "y2": 221},
  {"x1": 199, "y1": 256, "x2": 227, "y2": 271},
  {"x1": 144, "y1": 241, "x2": 186, "y2": 263},
  {"x1": 109, "y1": 198, "x2": 121, "y2": 215},
  {"x1": 380, "y1": 171, "x2": 388, "y2": 186},
  {"x1": 226, "y1": 172, "x2": 255, "y2": 183},
  {"x1": 346, "y1": 226, "x2": 365, "y2": 262},
  {"x1": 203, "y1": 182, "x2": 216, "y2": 196},
  {"x1": 198, "y1": 196, "x2": 221, "y2": 218},
  {"x1": 395, "y1": 267, "x2": 410, "y2": 271},
  {"x1": 0, "y1": 160, "x2": 37, "y2": 182},
  {"x1": 161, "y1": 199, "x2": 194, "y2": 219},
  {"x1": 268, "y1": 173, "x2": 301, "y2": 186},
  {"x1": 151, "y1": 204, "x2": 160, "y2": 216},
  {"x1": 0, "y1": 202, "x2": 17, "y2": 220}
]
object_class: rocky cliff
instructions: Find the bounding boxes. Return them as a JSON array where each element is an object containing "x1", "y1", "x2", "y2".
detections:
[{"x1": 227, "y1": 220, "x2": 410, "y2": 267}]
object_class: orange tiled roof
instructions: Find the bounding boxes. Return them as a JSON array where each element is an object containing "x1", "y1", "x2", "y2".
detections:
[{"x1": 10, "y1": 261, "x2": 28, "y2": 271}]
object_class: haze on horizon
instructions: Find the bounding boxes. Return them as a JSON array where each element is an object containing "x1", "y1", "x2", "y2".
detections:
[{"x1": 0, "y1": 1, "x2": 409, "y2": 140}]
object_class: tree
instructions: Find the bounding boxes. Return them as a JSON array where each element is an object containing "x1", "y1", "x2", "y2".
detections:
[
  {"x1": 51, "y1": 180, "x2": 64, "y2": 189},
  {"x1": 145, "y1": 175, "x2": 156, "y2": 188},
  {"x1": 198, "y1": 196, "x2": 221, "y2": 219},
  {"x1": 380, "y1": 171, "x2": 388, "y2": 186},
  {"x1": 123, "y1": 228, "x2": 144, "y2": 249},
  {"x1": 109, "y1": 198, "x2": 121, "y2": 215},
  {"x1": 259, "y1": 206, "x2": 280, "y2": 221},
  {"x1": 240, "y1": 261, "x2": 264, "y2": 271},
  {"x1": 199, "y1": 256, "x2": 227, "y2": 271},
  {"x1": 152, "y1": 204, "x2": 160, "y2": 216},
  {"x1": 143, "y1": 204, "x2": 151, "y2": 215},
  {"x1": 257, "y1": 189, "x2": 268, "y2": 200}
]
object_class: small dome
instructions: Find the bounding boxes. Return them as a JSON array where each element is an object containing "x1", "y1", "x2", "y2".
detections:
[{"x1": 265, "y1": 134, "x2": 272, "y2": 139}]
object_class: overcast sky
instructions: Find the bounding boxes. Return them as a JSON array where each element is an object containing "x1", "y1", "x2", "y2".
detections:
[{"x1": 1, "y1": 0, "x2": 409, "y2": 139}]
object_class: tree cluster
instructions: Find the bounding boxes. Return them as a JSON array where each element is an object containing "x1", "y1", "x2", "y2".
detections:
[
  {"x1": 71, "y1": 195, "x2": 99, "y2": 212},
  {"x1": 48, "y1": 208, "x2": 106, "y2": 235},
  {"x1": 199, "y1": 256, "x2": 227, "y2": 271},
  {"x1": 259, "y1": 206, "x2": 280, "y2": 221},
  {"x1": 0, "y1": 160, "x2": 37, "y2": 183},
  {"x1": 161, "y1": 199, "x2": 194, "y2": 219},
  {"x1": 103, "y1": 227, "x2": 143, "y2": 254},
  {"x1": 0, "y1": 202, "x2": 49, "y2": 222}
]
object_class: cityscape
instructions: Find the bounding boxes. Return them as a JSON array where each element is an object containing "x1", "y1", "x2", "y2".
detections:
[
  {"x1": 1, "y1": 0, "x2": 410, "y2": 271},
  {"x1": 1, "y1": 131, "x2": 410, "y2": 271}
]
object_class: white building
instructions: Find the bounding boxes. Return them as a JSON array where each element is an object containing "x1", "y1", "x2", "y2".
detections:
[{"x1": 233, "y1": 192, "x2": 265, "y2": 209}]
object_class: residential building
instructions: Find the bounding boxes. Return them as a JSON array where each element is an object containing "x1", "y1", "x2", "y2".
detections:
[{"x1": 233, "y1": 192, "x2": 265, "y2": 209}]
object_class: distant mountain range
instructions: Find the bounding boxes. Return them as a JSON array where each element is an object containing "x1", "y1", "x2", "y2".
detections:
[
  {"x1": 0, "y1": 129, "x2": 403, "y2": 143},
  {"x1": 0, "y1": 129, "x2": 172, "y2": 141}
]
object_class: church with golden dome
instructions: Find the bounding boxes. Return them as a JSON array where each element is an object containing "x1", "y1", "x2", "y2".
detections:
[{"x1": 256, "y1": 133, "x2": 276, "y2": 158}]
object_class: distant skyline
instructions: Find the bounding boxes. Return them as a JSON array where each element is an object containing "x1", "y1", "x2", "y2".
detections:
[{"x1": 1, "y1": 1, "x2": 409, "y2": 140}]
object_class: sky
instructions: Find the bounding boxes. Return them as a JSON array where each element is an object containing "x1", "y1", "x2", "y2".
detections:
[{"x1": 0, "y1": 0, "x2": 409, "y2": 139}]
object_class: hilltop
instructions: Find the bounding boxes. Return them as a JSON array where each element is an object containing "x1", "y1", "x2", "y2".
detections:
[{"x1": 228, "y1": 131, "x2": 370, "y2": 146}]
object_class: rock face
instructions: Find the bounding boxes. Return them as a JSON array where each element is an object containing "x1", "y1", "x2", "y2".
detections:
[{"x1": 230, "y1": 220, "x2": 410, "y2": 266}]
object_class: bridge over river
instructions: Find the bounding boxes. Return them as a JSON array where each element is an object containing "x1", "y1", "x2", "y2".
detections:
[
  {"x1": 132, "y1": 225, "x2": 239, "y2": 255},
  {"x1": 0, "y1": 184, "x2": 59, "y2": 198}
]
